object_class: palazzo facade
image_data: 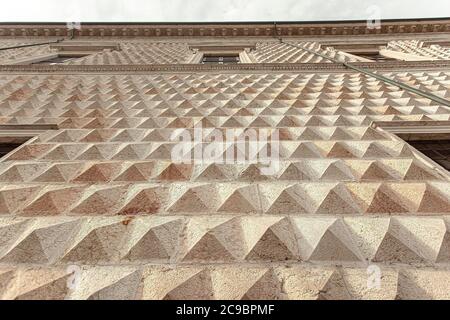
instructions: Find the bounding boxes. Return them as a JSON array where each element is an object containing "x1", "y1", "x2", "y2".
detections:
[{"x1": 0, "y1": 19, "x2": 449, "y2": 299}]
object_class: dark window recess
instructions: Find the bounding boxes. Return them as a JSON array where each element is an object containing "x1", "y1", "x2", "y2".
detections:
[
  {"x1": 347, "y1": 50, "x2": 395, "y2": 62},
  {"x1": 423, "y1": 41, "x2": 450, "y2": 47},
  {"x1": 33, "y1": 56, "x2": 82, "y2": 65},
  {"x1": 358, "y1": 53, "x2": 395, "y2": 62},
  {"x1": 0, "y1": 143, "x2": 24, "y2": 158},
  {"x1": 202, "y1": 55, "x2": 240, "y2": 64},
  {"x1": 408, "y1": 140, "x2": 450, "y2": 171}
]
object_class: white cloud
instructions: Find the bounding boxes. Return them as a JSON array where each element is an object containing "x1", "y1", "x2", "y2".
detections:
[{"x1": 0, "y1": 0, "x2": 449, "y2": 22}]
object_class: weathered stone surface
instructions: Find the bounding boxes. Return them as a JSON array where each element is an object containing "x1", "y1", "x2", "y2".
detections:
[{"x1": 1, "y1": 22, "x2": 450, "y2": 300}]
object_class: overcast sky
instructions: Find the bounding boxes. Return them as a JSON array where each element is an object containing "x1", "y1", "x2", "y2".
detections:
[{"x1": 0, "y1": 0, "x2": 449, "y2": 22}]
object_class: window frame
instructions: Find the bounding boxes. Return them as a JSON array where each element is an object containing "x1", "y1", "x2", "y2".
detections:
[
  {"x1": 0, "y1": 124, "x2": 58, "y2": 160},
  {"x1": 372, "y1": 120, "x2": 450, "y2": 177},
  {"x1": 31, "y1": 53, "x2": 89, "y2": 65},
  {"x1": 6, "y1": 52, "x2": 88, "y2": 65},
  {"x1": 188, "y1": 44, "x2": 256, "y2": 64},
  {"x1": 202, "y1": 53, "x2": 241, "y2": 64},
  {"x1": 5, "y1": 41, "x2": 120, "y2": 65}
]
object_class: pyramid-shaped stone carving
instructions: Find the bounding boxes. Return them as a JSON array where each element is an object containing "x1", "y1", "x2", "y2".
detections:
[{"x1": 0, "y1": 33, "x2": 450, "y2": 300}]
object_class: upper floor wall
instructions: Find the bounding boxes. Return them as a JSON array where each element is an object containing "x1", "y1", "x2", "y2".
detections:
[
  {"x1": 1, "y1": 19, "x2": 450, "y2": 66},
  {"x1": 1, "y1": 18, "x2": 450, "y2": 38}
]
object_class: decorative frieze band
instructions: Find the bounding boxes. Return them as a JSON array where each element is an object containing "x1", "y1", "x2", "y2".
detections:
[
  {"x1": 0, "y1": 20, "x2": 450, "y2": 38},
  {"x1": 1, "y1": 60, "x2": 450, "y2": 74}
]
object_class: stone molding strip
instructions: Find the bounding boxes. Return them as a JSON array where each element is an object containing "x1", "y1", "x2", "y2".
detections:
[
  {"x1": 1, "y1": 19, "x2": 450, "y2": 38},
  {"x1": 372, "y1": 121, "x2": 450, "y2": 134},
  {"x1": 1, "y1": 61, "x2": 450, "y2": 74}
]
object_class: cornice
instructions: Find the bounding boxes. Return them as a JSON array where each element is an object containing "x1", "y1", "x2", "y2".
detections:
[
  {"x1": 1, "y1": 61, "x2": 450, "y2": 74},
  {"x1": 1, "y1": 19, "x2": 450, "y2": 38}
]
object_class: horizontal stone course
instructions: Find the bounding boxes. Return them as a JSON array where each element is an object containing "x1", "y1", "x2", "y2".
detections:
[
  {"x1": 1, "y1": 264, "x2": 450, "y2": 300},
  {"x1": 0, "y1": 215, "x2": 449, "y2": 266}
]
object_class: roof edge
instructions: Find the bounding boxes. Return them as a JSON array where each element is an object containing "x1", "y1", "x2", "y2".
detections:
[
  {"x1": 0, "y1": 17, "x2": 450, "y2": 25},
  {"x1": 1, "y1": 17, "x2": 450, "y2": 38}
]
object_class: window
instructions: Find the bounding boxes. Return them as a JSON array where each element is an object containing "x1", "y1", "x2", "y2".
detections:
[
  {"x1": 400, "y1": 139, "x2": 450, "y2": 171},
  {"x1": 10, "y1": 53, "x2": 89, "y2": 65},
  {"x1": 373, "y1": 121, "x2": 450, "y2": 173},
  {"x1": 188, "y1": 44, "x2": 256, "y2": 64},
  {"x1": 202, "y1": 54, "x2": 240, "y2": 64},
  {"x1": 8, "y1": 42, "x2": 120, "y2": 66},
  {"x1": 324, "y1": 42, "x2": 388, "y2": 51},
  {"x1": 0, "y1": 142, "x2": 27, "y2": 158},
  {"x1": 0, "y1": 124, "x2": 58, "y2": 159},
  {"x1": 422, "y1": 41, "x2": 450, "y2": 47},
  {"x1": 49, "y1": 42, "x2": 120, "y2": 52},
  {"x1": 0, "y1": 135, "x2": 32, "y2": 159},
  {"x1": 324, "y1": 43, "x2": 397, "y2": 62},
  {"x1": 32, "y1": 55, "x2": 85, "y2": 65},
  {"x1": 350, "y1": 51, "x2": 395, "y2": 62},
  {"x1": 335, "y1": 48, "x2": 395, "y2": 62}
]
